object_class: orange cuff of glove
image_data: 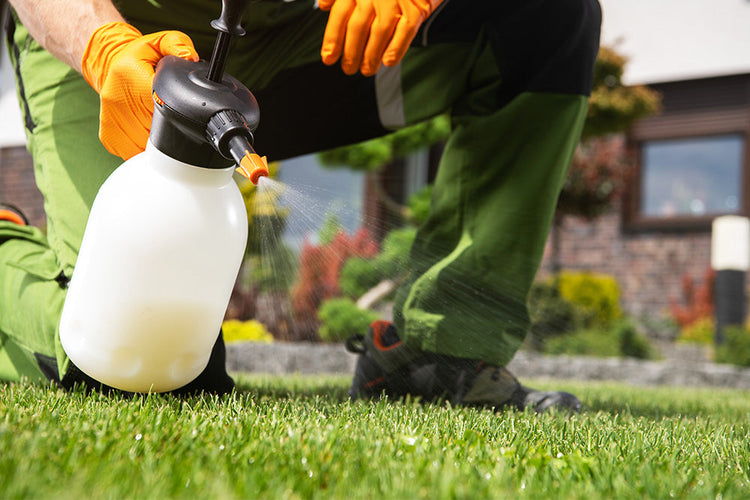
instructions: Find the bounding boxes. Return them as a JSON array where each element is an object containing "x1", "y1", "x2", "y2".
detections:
[
  {"x1": 81, "y1": 22, "x2": 199, "y2": 160},
  {"x1": 319, "y1": 0, "x2": 443, "y2": 76}
]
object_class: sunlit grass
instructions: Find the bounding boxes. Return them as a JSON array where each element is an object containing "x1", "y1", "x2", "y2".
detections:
[{"x1": 1, "y1": 375, "x2": 748, "y2": 498}]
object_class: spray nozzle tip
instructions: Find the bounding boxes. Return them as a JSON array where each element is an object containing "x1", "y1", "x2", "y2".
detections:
[{"x1": 238, "y1": 153, "x2": 269, "y2": 185}]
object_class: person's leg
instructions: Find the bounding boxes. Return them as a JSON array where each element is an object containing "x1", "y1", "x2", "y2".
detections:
[
  {"x1": 343, "y1": 0, "x2": 601, "y2": 407},
  {"x1": 0, "y1": 13, "x2": 111, "y2": 384},
  {"x1": 219, "y1": 1, "x2": 598, "y2": 370},
  {"x1": 216, "y1": 0, "x2": 600, "y2": 409},
  {"x1": 0, "y1": 222, "x2": 63, "y2": 383},
  {"x1": 391, "y1": 0, "x2": 601, "y2": 367}
]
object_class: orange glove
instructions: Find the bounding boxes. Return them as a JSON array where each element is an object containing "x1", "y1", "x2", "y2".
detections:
[
  {"x1": 81, "y1": 22, "x2": 199, "y2": 160},
  {"x1": 319, "y1": 0, "x2": 443, "y2": 76}
]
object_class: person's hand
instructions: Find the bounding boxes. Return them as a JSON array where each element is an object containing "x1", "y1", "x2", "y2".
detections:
[
  {"x1": 81, "y1": 22, "x2": 199, "y2": 160},
  {"x1": 319, "y1": 0, "x2": 444, "y2": 76}
]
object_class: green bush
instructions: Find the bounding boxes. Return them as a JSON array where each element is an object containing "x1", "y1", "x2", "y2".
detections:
[
  {"x1": 544, "y1": 320, "x2": 653, "y2": 359},
  {"x1": 558, "y1": 271, "x2": 623, "y2": 328},
  {"x1": 339, "y1": 227, "x2": 417, "y2": 299},
  {"x1": 545, "y1": 328, "x2": 620, "y2": 357},
  {"x1": 715, "y1": 326, "x2": 750, "y2": 367},
  {"x1": 407, "y1": 185, "x2": 433, "y2": 225},
  {"x1": 317, "y1": 298, "x2": 379, "y2": 342},
  {"x1": 222, "y1": 319, "x2": 274, "y2": 344},
  {"x1": 378, "y1": 226, "x2": 416, "y2": 273},
  {"x1": 246, "y1": 244, "x2": 297, "y2": 293},
  {"x1": 616, "y1": 321, "x2": 654, "y2": 359},
  {"x1": 340, "y1": 257, "x2": 381, "y2": 299},
  {"x1": 527, "y1": 280, "x2": 579, "y2": 349},
  {"x1": 676, "y1": 316, "x2": 715, "y2": 345}
]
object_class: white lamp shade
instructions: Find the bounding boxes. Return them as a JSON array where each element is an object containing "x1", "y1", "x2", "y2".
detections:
[{"x1": 711, "y1": 215, "x2": 750, "y2": 271}]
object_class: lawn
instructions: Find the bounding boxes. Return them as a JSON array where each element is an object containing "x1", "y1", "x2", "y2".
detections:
[{"x1": 1, "y1": 374, "x2": 749, "y2": 499}]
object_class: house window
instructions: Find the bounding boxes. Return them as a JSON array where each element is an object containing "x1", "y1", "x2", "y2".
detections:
[
  {"x1": 640, "y1": 134, "x2": 745, "y2": 219},
  {"x1": 625, "y1": 74, "x2": 750, "y2": 231}
]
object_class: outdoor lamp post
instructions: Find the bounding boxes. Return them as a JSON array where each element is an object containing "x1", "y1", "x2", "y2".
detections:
[{"x1": 711, "y1": 215, "x2": 750, "y2": 345}]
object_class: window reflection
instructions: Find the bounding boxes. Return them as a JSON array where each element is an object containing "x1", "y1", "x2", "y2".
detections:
[{"x1": 640, "y1": 134, "x2": 744, "y2": 218}]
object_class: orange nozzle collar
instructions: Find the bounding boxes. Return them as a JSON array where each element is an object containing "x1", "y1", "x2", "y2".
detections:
[{"x1": 237, "y1": 153, "x2": 269, "y2": 185}]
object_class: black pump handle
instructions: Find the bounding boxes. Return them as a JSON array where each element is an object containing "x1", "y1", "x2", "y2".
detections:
[
  {"x1": 210, "y1": 0, "x2": 252, "y2": 36},
  {"x1": 206, "y1": 0, "x2": 252, "y2": 82}
]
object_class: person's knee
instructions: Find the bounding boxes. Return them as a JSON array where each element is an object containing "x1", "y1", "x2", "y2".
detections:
[
  {"x1": 508, "y1": 0, "x2": 602, "y2": 97},
  {"x1": 557, "y1": 0, "x2": 603, "y2": 65},
  {"x1": 548, "y1": 0, "x2": 602, "y2": 90}
]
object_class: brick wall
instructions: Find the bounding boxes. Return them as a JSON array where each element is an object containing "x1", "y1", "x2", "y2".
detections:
[
  {"x1": 0, "y1": 145, "x2": 45, "y2": 227},
  {"x1": 539, "y1": 206, "x2": 712, "y2": 321}
]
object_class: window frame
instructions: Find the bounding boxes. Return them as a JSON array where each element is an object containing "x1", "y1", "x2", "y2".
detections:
[{"x1": 624, "y1": 107, "x2": 750, "y2": 232}]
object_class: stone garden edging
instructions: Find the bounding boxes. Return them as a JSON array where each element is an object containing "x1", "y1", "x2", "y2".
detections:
[{"x1": 226, "y1": 342, "x2": 750, "y2": 390}]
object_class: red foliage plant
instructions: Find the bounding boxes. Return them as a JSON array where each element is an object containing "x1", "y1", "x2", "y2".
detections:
[
  {"x1": 669, "y1": 268, "x2": 715, "y2": 328},
  {"x1": 557, "y1": 136, "x2": 634, "y2": 220},
  {"x1": 291, "y1": 227, "x2": 379, "y2": 323}
]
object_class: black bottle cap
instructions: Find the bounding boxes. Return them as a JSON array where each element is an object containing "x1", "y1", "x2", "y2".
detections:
[{"x1": 150, "y1": 56, "x2": 260, "y2": 168}]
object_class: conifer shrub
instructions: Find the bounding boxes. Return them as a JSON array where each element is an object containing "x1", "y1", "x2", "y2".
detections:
[
  {"x1": 339, "y1": 227, "x2": 416, "y2": 299},
  {"x1": 616, "y1": 320, "x2": 654, "y2": 359},
  {"x1": 715, "y1": 326, "x2": 750, "y2": 367},
  {"x1": 677, "y1": 316, "x2": 715, "y2": 345},
  {"x1": 407, "y1": 185, "x2": 433, "y2": 224},
  {"x1": 339, "y1": 257, "x2": 380, "y2": 299},
  {"x1": 544, "y1": 320, "x2": 653, "y2": 359},
  {"x1": 317, "y1": 298, "x2": 379, "y2": 342},
  {"x1": 557, "y1": 271, "x2": 623, "y2": 328},
  {"x1": 527, "y1": 280, "x2": 579, "y2": 349}
]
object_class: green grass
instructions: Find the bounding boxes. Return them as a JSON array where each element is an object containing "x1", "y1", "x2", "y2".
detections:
[{"x1": 2, "y1": 375, "x2": 749, "y2": 499}]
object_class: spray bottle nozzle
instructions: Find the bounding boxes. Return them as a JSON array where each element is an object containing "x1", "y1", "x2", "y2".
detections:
[
  {"x1": 239, "y1": 152, "x2": 269, "y2": 185},
  {"x1": 206, "y1": 109, "x2": 268, "y2": 184}
]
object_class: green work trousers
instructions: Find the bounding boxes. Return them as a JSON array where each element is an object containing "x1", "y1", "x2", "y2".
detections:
[{"x1": 1, "y1": 0, "x2": 601, "y2": 385}]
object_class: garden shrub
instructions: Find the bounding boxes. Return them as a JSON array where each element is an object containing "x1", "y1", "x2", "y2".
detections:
[
  {"x1": 557, "y1": 271, "x2": 623, "y2": 328},
  {"x1": 246, "y1": 244, "x2": 297, "y2": 293},
  {"x1": 544, "y1": 320, "x2": 653, "y2": 359},
  {"x1": 676, "y1": 316, "x2": 715, "y2": 344},
  {"x1": 379, "y1": 226, "x2": 416, "y2": 271},
  {"x1": 339, "y1": 226, "x2": 417, "y2": 299},
  {"x1": 715, "y1": 326, "x2": 750, "y2": 367},
  {"x1": 291, "y1": 227, "x2": 379, "y2": 321},
  {"x1": 339, "y1": 257, "x2": 380, "y2": 299},
  {"x1": 317, "y1": 298, "x2": 379, "y2": 342},
  {"x1": 222, "y1": 319, "x2": 274, "y2": 344},
  {"x1": 616, "y1": 320, "x2": 654, "y2": 359},
  {"x1": 407, "y1": 185, "x2": 433, "y2": 225},
  {"x1": 544, "y1": 328, "x2": 620, "y2": 357},
  {"x1": 527, "y1": 280, "x2": 579, "y2": 349},
  {"x1": 669, "y1": 268, "x2": 715, "y2": 343}
]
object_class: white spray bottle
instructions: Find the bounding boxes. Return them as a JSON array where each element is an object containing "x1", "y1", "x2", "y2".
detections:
[{"x1": 59, "y1": 0, "x2": 268, "y2": 392}]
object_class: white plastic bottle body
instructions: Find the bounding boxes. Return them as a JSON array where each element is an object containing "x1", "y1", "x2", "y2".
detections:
[{"x1": 59, "y1": 142, "x2": 248, "y2": 392}]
